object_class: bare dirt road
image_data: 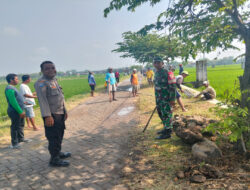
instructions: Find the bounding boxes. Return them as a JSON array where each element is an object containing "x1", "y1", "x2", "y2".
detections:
[{"x1": 0, "y1": 79, "x2": 139, "y2": 190}]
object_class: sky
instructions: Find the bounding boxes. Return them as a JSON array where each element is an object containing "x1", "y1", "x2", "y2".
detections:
[{"x1": 0, "y1": 0, "x2": 245, "y2": 76}]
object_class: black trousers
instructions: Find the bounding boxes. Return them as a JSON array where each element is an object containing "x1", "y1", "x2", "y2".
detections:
[
  {"x1": 116, "y1": 77, "x2": 120, "y2": 83},
  {"x1": 89, "y1": 84, "x2": 95, "y2": 91},
  {"x1": 44, "y1": 114, "x2": 65, "y2": 159},
  {"x1": 7, "y1": 110, "x2": 24, "y2": 146},
  {"x1": 204, "y1": 93, "x2": 213, "y2": 100}
]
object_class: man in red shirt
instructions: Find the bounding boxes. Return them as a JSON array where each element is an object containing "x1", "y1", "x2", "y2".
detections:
[{"x1": 115, "y1": 71, "x2": 120, "y2": 83}]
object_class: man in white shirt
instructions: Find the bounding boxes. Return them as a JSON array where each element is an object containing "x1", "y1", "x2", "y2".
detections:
[
  {"x1": 20, "y1": 75, "x2": 39, "y2": 130},
  {"x1": 176, "y1": 71, "x2": 189, "y2": 112}
]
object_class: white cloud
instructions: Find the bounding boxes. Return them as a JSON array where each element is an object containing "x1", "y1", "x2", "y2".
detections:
[{"x1": 2, "y1": 26, "x2": 21, "y2": 36}]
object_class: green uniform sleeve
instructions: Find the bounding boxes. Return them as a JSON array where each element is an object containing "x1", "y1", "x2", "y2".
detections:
[
  {"x1": 166, "y1": 71, "x2": 176, "y2": 102},
  {"x1": 5, "y1": 89, "x2": 23, "y2": 114},
  {"x1": 168, "y1": 83, "x2": 176, "y2": 102}
]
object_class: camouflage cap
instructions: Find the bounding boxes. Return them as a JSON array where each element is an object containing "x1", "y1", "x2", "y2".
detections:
[{"x1": 153, "y1": 57, "x2": 163, "y2": 63}]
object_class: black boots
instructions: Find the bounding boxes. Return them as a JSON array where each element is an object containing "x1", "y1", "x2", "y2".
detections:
[
  {"x1": 49, "y1": 152, "x2": 71, "y2": 167},
  {"x1": 59, "y1": 152, "x2": 71, "y2": 159},
  {"x1": 49, "y1": 157, "x2": 70, "y2": 167},
  {"x1": 156, "y1": 129, "x2": 172, "y2": 140}
]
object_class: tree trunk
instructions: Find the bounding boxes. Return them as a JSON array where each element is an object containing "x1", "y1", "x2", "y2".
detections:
[
  {"x1": 239, "y1": 31, "x2": 250, "y2": 152},
  {"x1": 240, "y1": 31, "x2": 250, "y2": 112}
]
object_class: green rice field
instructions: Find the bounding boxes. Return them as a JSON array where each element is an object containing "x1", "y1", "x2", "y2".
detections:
[
  {"x1": 177, "y1": 64, "x2": 243, "y2": 100},
  {"x1": 0, "y1": 65, "x2": 244, "y2": 118},
  {"x1": 0, "y1": 74, "x2": 106, "y2": 118}
]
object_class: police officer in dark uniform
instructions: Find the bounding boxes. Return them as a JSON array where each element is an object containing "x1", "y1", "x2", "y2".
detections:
[{"x1": 35, "y1": 61, "x2": 71, "y2": 167}]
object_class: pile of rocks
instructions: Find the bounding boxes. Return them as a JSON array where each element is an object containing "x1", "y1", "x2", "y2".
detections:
[
  {"x1": 173, "y1": 115, "x2": 222, "y2": 160},
  {"x1": 173, "y1": 115, "x2": 216, "y2": 144},
  {"x1": 173, "y1": 115, "x2": 224, "y2": 183},
  {"x1": 176, "y1": 164, "x2": 223, "y2": 183}
]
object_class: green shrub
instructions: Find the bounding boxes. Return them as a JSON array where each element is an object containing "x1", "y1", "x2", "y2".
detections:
[{"x1": 206, "y1": 85, "x2": 249, "y2": 152}]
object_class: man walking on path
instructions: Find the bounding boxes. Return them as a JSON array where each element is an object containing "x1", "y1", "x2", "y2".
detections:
[
  {"x1": 35, "y1": 61, "x2": 71, "y2": 167},
  {"x1": 195, "y1": 81, "x2": 216, "y2": 100},
  {"x1": 105, "y1": 67, "x2": 117, "y2": 102},
  {"x1": 146, "y1": 68, "x2": 154, "y2": 87},
  {"x1": 20, "y1": 75, "x2": 39, "y2": 130},
  {"x1": 115, "y1": 71, "x2": 120, "y2": 83},
  {"x1": 176, "y1": 71, "x2": 189, "y2": 112},
  {"x1": 130, "y1": 69, "x2": 139, "y2": 97},
  {"x1": 5, "y1": 74, "x2": 27, "y2": 149},
  {"x1": 153, "y1": 58, "x2": 176, "y2": 139},
  {"x1": 88, "y1": 72, "x2": 96, "y2": 97}
]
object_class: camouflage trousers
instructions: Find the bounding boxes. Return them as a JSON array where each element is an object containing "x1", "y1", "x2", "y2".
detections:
[{"x1": 156, "y1": 99, "x2": 173, "y2": 130}]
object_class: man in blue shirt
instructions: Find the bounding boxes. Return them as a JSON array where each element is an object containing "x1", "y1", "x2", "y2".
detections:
[
  {"x1": 105, "y1": 67, "x2": 117, "y2": 102},
  {"x1": 179, "y1": 64, "x2": 184, "y2": 75},
  {"x1": 88, "y1": 72, "x2": 96, "y2": 97}
]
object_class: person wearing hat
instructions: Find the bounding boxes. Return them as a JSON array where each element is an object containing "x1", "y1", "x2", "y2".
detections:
[
  {"x1": 153, "y1": 57, "x2": 176, "y2": 139},
  {"x1": 130, "y1": 69, "x2": 139, "y2": 97},
  {"x1": 105, "y1": 67, "x2": 118, "y2": 102},
  {"x1": 175, "y1": 71, "x2": 189, "y2": 112},
  {"x1": 195, "y1": 81, "x2": 216, "y2": 100}
]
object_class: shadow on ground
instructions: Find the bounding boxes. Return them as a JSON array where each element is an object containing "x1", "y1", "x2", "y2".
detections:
[{"x1": 0, "y1": 118, "x2": 139, "y2": 189}]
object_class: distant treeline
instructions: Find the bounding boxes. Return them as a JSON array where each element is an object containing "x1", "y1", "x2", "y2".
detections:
[
  {"x1": 168, "y1": 56, "x2": 244, "y2": 68},
  {"x1": 206, "y1": 56, "x2": 244, "y2": 66},
  {"x1": 0, "y1": 66, "x2": 134, "y2": 82}
]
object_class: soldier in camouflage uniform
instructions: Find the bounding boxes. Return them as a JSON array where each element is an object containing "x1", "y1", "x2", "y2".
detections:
[{"x1": 153, "y1": 58, "x2": 176, "y2": 139}]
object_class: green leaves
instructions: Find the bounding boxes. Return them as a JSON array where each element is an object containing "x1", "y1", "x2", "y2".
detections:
[
  {"x1": 104, "y1": 0, "x2": 250, "y2": 58},
  {"x1": 104, "y1": 0, "x2": 250, "y2": 151},
  {"x1": 104, "y1": 0, "x2": 162, "y2": 17},
  {"x1": 206, "y1": 85, "x2": 249, "y2": 144},
  {"x1": 112, "y1": 31, "x2": 192, "y2": 63}
]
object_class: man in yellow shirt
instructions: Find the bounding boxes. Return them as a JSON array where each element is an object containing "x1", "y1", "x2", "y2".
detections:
[{"x1": 146, "y1": 68, "x2": 154, "y2": 87}]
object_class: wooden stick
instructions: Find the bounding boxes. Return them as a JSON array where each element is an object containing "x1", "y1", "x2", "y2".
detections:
[{"x1": 142, "y1": 106, "x2": 157, "y2": 133}]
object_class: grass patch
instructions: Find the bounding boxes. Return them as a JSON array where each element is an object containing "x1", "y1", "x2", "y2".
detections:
[
  {"x1": 0, "y1": 74, "x2": 108, "y2": 118},
  {"x1": 178, "y1": 64, "x2": 243, "y2": 100}
]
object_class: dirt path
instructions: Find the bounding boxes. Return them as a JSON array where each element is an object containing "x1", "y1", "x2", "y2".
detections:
[{"x1": 0, "y1": 79, "x2": 139, "y2": 190}]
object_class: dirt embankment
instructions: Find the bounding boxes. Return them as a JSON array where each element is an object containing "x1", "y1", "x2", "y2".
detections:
[{"x1": 118, "y1": 83, "x2": 250, "y2": 190}]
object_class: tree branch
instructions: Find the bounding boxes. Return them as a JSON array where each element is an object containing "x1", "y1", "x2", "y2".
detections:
[
  {"x1": 214, "y1": 0, "x2": 248, "y2": 38},
  {"x1": 232, "y1": 0, "x2": 245, "y2": 26},
  {"x1": 232, "y1": 0, "x2": 238, "y2": 14},
  {"x1": 247, "y1": 22, "x2": 250, "y2": 29}
]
